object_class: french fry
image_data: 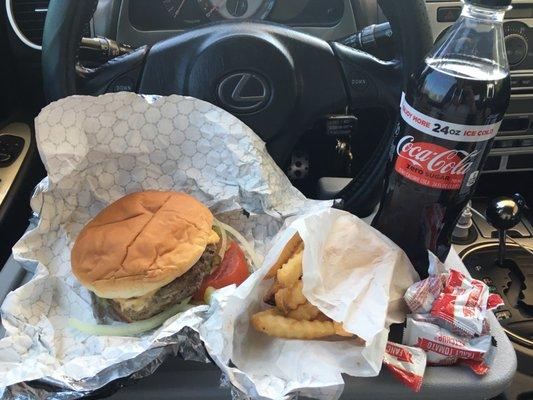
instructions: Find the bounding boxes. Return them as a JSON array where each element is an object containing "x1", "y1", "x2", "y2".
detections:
[
  {"x1": 265, "y1": 234, "x2": 303, "y2": 279},
  {"x1": 333, "y1": 322, "x2": 353, "y2": 337},
  {"x1": 274, "y1": 289, "x2": 287, "y2": 313},
  {"x1": 275, "y1": 280, "x2": 307, "y2": 313},
  {"x1": 315, "y1": 313, "x2": 331, "y2": 322},
  {"x1": 287, "y1": 301, "x2": 321, "y2": 321},
  {"x1": 251, "y1": 309, "x2": 336, "y2": 339},
  {"x1": 276, "y1": 245, "x2": 303, "y2": 288}
]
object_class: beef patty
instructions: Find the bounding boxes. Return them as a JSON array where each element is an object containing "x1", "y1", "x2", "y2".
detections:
[{"x1": 108, "y1": 244, "x2": 217, "y2": 321}]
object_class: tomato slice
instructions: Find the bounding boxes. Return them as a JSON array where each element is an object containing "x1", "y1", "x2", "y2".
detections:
[{"x1": 195, "y1": 241, "x2": 250, "y2": 301}]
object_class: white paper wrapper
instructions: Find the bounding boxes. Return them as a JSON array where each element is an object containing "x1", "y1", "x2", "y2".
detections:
[
  {"x1": 0, "y1": 92, "x2": 329, "y2": 398},
  {"x1": 200, "y1": 208, "x2": 419, "y2": 400}
]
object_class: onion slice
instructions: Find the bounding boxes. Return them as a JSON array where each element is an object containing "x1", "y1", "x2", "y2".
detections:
[
  {"x1": 213, "y1": 218, "x2": 260, "y2": 269},
  {"x1": 216, "y1": 222, "x2": 227, "y2": 260},
  {"x1": 69, "y1": 298, "x2": 193, "y2": 337}
]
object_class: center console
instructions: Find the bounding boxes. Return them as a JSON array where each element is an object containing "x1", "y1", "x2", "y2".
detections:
[{"x1": 452, "y1": 196, "x2": 533, "y2": 399}]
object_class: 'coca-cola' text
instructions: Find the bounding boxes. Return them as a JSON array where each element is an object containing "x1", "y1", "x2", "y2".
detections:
[{"x1": 394, "y1": 136, "x2": 480, "y2": 190}]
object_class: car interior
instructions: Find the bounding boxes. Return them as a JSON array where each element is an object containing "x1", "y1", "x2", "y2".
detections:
[{"x1": 0, "y1": 0, "x2": 532, "y2": 398}]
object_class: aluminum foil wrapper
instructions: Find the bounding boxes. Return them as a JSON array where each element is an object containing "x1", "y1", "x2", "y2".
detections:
[{"x1": 0, "y1": 93, "x2": 329, "y2": 399}]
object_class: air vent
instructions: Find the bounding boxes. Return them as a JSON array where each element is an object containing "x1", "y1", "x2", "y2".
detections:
[{"x1": 7, "y1": 0, "x2": 50, "y2": 50}]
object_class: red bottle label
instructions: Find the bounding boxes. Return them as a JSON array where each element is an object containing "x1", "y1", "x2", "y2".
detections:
[{"x1": 394, "y1": 136, "x2": 481, "y2": 190}]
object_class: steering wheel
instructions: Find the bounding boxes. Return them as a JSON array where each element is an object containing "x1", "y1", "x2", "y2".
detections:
[{"x1": 41, "y1": 0, "x2": 432, "y2": 216}]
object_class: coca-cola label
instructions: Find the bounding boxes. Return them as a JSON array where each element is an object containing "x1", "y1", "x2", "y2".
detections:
[
  {"x1": 395, "y1": 136, "x2": 480, "y2": 190},
  {"x1": 401, "y1": 93, "x2": 502, "y2": 142}
]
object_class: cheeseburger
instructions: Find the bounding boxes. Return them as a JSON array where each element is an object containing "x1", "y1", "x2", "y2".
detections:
[{"x1": 71, "y1": 191, "x2": 220, "y2": 322}]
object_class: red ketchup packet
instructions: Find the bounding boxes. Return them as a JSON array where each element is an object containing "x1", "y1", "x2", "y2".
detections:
[
  {"x1": 403, "y1": 318, "x2": 492, "y2": 375},
  {"x1": 430, "y1": 269, "x2": 503, "y2": 337},
  {"x1": 384, "y1": 342, "x2": 427, "y2": 392},
  {"x1": 487, "y1": 293, "x2": 505, "y2": 310},
  {"x1": 410, "y1": 313, "x2": 491, "y2": 337},
  {"x1": 404, "y1": 273, "x2": 446, "y2": 314}
]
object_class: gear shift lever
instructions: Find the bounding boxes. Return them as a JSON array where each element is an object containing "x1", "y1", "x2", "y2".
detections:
[{"x1": 486, "y1": 195, "x2": 524, "y2": 265}]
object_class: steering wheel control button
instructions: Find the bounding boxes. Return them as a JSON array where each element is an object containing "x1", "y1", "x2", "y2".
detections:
[
  {"x1": 109, "y1": 76, "x2": 136, "y2": 93},
  {"x1": 0, "y1": 135, "x2": 24, "y2": 168},
  {"x1": 350, "y1": 76, "x2": 370, "y2": 92},
  {"x1": 217, "y1": 72, "x2": 271, "y2": 113},
  {"x1": 326, "y1": 115, "x2": 358, "y2": 137},
  {"x1": 345, "y1": 70, "x2": 378, "y2": 106}
]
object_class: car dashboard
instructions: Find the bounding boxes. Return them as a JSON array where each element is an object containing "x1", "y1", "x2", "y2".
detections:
[
  {"x1": 114, "y1": 0, "x2": 533, "y2": 176},
  {"x1": 3, "y1": 0, "x2": 533, "y2": 229},
  {"x1": 2, "y1": 0, "x2": 533, "y2": 197}
]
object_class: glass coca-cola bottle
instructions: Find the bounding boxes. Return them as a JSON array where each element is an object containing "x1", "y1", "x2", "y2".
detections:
[{"x1": 372, "y1": 0, "x2": 512, "y2": 278}]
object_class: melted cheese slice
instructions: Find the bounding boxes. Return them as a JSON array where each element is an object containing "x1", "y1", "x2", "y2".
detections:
[
  {"x1": 114, "y1": 230, "x2": 220, "y2": 312},
  {"x1": 207, "y1": 229, "x2": 220, "y2": 244},
  {"x1": 114, "y1": 288, "x2": 159, "y2": 312}
]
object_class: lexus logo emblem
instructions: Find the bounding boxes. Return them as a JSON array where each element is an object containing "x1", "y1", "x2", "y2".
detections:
[{"x1": 217, "y1": 72, "x2": 271, "y2": 113}]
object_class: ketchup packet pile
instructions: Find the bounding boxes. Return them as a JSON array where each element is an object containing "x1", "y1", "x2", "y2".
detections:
[
  {"x1": 383, "y1": 342, "x2": 427, "y2": 392},
  {"x1": 403, "y1": 268, "x2": 504, "y2": 375}
]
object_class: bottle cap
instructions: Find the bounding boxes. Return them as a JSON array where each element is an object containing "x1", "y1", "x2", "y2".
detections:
[{"x1": 465, "y1": 0, "x2": 512, "y2": 8}]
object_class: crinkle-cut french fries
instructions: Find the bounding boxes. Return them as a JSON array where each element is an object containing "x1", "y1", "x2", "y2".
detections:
[
  {"x1": 275, "y1": 280, "x2": 307, "y2": 313},
  {"x1": 265, "y1": 233, "x2": 303, "y2": 279},
  {"x1": 251, "y1": 309, "x2": 337, "y2": 339},
  {"x1": 252, "y1": 234, "x2": 365, "y2": 344},
  {"x1": 276, "y1": 244, "x2": 303, "y2": 288},
  {"x1": 287, "y1": 301, "x2": 322, "y2": 321}
]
